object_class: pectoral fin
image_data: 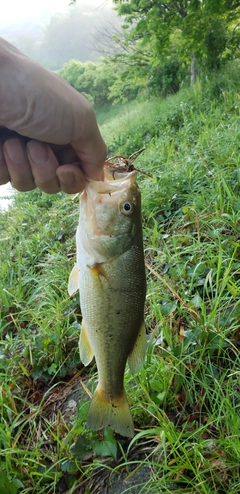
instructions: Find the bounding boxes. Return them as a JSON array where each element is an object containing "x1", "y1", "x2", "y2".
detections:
[
  {"x1": 79, "y1": 320, "x2": 94, "y2": 366},
  {"x1": 88, "y1": 263, "x2": 108, "y2": 282},
  {"x1": 68, "y1": 263, "x2": 79, "y2": 296},
  {"x1": 128, "y1": 321, "x2": 146, "y2": 375}
]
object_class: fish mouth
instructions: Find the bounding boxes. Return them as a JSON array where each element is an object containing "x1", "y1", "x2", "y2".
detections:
[
  {"x1": 84, "y1": 170, "x2": 140, "y2": 212},
  {"x1": 85, "y1": 170, "x2": 138, "y2": 196}
]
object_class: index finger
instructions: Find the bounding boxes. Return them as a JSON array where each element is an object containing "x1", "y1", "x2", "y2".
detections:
[{"x1": 27, "y1": 140, "x2": 61, "y2": 193}]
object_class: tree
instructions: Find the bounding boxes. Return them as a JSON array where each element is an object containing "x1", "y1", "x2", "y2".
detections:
[
  {"x1": 58, "y1": 58, "x2": 121, "y2": 107},
  {"x1": 112, "y1": 0, "x2": 240, "y2": 82}
]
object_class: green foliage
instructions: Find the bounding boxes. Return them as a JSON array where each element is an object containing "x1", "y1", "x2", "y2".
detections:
[
  {"x1": 71, "y1": 428, "x2": 117, "y2": 461},
  {"x1": 59, "y1": 55, "x2": 149, "y2": 108},
  {"x1": 0, "y1": 470, "x2": 20, "y2": 493},
  {"x1": 0, "y1": 190, "x2": 79, "y2": 381},
  {"x1": 204, "y1": 19, "x2": 228, "y2": 69},
  {"x1": 148, "y1": 58, "x2": 186, "y2": 96},
  {"x1": 113, "y1": 0, "x2": 240, "y2": 81},
  {"x1": 59, "y1": 58, "x2": 120, "y2": 107},
  {"x1": 57, "y1": 1, "x2": 240, "y2": 107},
  {"x1": 0, "y1": 63, "x2": 240, "y2": 491}
]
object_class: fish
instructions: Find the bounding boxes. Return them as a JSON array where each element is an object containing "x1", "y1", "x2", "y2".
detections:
[{"x1": 68, "y1": 169, "x2": 146, "y2": 437}]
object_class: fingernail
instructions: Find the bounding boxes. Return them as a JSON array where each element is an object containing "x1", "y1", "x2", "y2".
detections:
[
  {"x1": 4, "y1": 139, "x2": 26, "y2": 164},
  {"x1": 27, "y1": 141, "x2": 48, "y2": 164}
]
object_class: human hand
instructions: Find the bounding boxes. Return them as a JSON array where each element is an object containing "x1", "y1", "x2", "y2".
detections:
[{"x1": 0, "y1": 38, "x2": 107, "y2": 194}]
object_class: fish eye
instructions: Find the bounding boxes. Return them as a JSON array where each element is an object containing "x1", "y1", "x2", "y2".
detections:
[{"x1": 120, "y1": 201, "x2": 134, "y2": 216}]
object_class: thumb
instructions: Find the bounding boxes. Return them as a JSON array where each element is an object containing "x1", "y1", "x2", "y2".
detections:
[{"x1": 70, "y1": 111, "x2": 107, "y2": 181}]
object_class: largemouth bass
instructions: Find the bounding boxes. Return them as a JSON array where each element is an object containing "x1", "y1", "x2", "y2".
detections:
[{"x1": 68, "y1": 169, "x2": 146, "y2": 437}]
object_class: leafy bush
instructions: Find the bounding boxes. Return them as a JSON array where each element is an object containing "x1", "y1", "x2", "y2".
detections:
[
  {"x1": 148, "y1": 59, "x2": 187, "y2": 96},
  {"x1": 59, "y1": 59, "x2": 119, "y2": 108}
]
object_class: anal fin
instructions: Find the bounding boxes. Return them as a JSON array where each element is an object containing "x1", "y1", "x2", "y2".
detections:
[
  {"x1": 128, "y1": 321, "x2": 146, "y2": 375},
  {"x1": 79, "y1": 320, "x2": 94, "y2": 366}
]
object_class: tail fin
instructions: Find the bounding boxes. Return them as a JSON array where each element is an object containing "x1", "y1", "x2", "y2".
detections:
[{"x1": 87, "y1": 386, "x2": 134, "y2": 438}]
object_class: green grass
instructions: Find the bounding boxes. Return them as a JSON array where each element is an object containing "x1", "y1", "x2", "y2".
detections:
[{"x1": 0, "y1": 64, "x2": 240, "y2": 492}]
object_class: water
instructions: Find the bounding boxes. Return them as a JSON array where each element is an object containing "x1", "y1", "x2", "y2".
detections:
[{"x1": 0, "y1": 183, "x2": 14, "y2": 211}]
